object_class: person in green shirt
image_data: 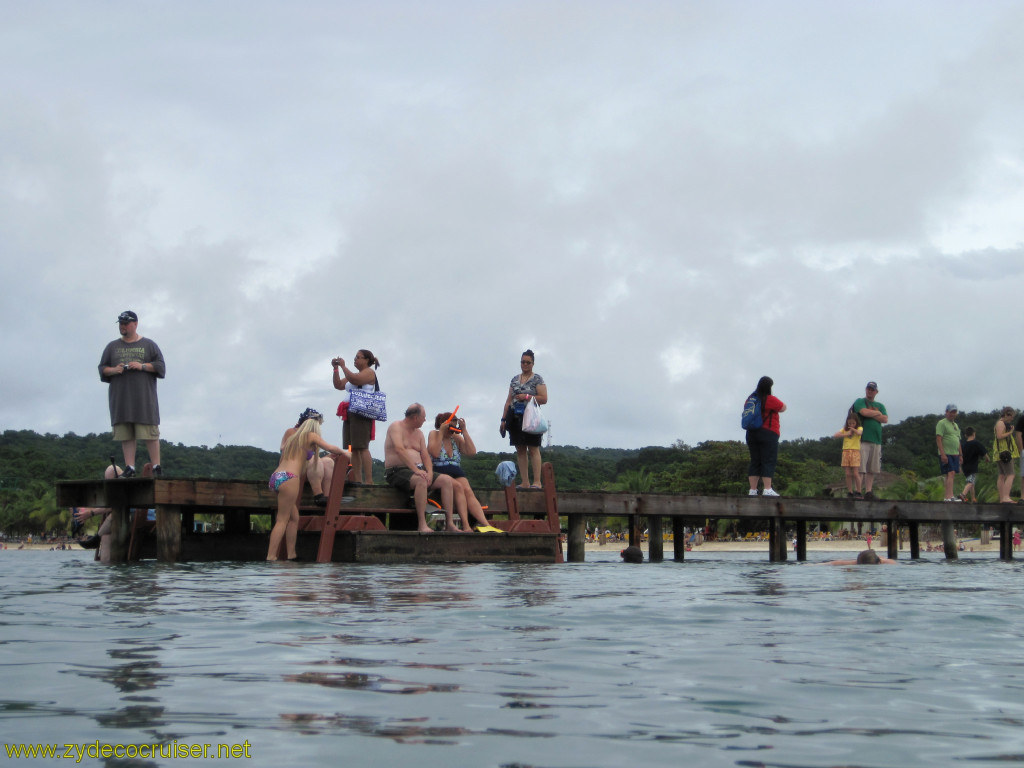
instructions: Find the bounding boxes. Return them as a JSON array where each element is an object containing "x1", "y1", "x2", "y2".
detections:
[
  {"x1": 853, "y1": 381, "x2": 888, "y2": 499},
  {"x1": 935, "y1": 404, "x2": 962, "y2": 502}
]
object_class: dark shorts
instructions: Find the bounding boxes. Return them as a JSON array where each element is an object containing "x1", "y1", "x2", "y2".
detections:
[
  {"x1": 384, "y1": 466, "x2": 415, "y2": 493},
  {"x1": 940, "y1": 455, "x2": 961, "y2": 475},
  {"x1": 344, "y1": 413, "x2": 373, "y2": 450},
  {"x1": 506, "y1": 407, "x2": 542, "y2": 448},
  {"x1": 746, "y1": 428, "x2": 779, "y2": 478},
  {"x1": 433, "y1": 464, "x2": 467, "y2": 479}
]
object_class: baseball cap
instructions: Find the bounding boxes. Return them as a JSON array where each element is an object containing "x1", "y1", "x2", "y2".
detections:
[
  {"x1": 946, "y1": 403, "x2": 958, "y2": 412},
  {"x1": 117, "y1": 311, "x2": 138, "y2": 324},
  {"x1": 866, "y1": 381, "x2": 878, "y2": 390}
]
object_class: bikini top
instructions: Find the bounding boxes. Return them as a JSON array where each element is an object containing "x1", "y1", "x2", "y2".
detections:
[{"x1": 433, "y1": 439, "x2": 461, "y2": 467}]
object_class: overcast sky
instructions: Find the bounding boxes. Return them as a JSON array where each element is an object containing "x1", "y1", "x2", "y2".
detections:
[{"x1": 3, "y1": 1, "x2": 1023, "y2": 461}]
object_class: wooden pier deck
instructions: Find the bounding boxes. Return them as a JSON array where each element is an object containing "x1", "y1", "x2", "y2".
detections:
[
  {"x1": 57, "y1": 462, "x2": 564, "y2": 564},
  {"x1": 558, "y1": 492, "x2": 1024, "y2": 562},
  {"x1": 57, "y1": 467, "x2": 1024, "y2": 564}
]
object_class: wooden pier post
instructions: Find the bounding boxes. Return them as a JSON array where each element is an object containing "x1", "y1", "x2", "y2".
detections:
[
  {"x1": 941, "y1": 520, "x2": 958, "y2": 560},
  {"x1": 795, "y1": 520, "x2": 806, "y2": 561},
  {"x1": 887, "y1": 520, "x2": 899, "y2": 560},
  {"x1": 567, "y1": 514, "x2": 585, "y2": 562},
  {"x1": 649, "y1": 515, "x2": 664, "y2": 563},
  {"x1": 909, "y1": 522, "x2": 920, "y2": 559},
  {"x1": 156, "y1": 506, "x2": 182, "y2": 562},
  {"x1": 629, "y1": 516, "x2": 641, "y2": 548},
  {"x1": 672, "y1": 518, "x2": 686, "y2": 561},
  {"x1": 1000, "y1": 521, "x2": 1013, "y2": 561},
  {"x1": 769, "y1": 516, "x2": 787, "y2": 562},
  {"x1": 102, "y1": 478, "x2": 131, "y2": 563}
]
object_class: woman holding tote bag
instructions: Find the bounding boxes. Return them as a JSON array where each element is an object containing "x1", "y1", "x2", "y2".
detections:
[
  {"x1": 332, "y1": 349, "x2": 380, "y2": 485},
  {"x1": 500, "y1": 349, "x2": 548, "y2": 489}
]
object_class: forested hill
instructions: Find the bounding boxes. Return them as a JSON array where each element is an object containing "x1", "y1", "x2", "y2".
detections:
[{"x1": 0, "y1": 409, "x2": 1012, "y2": 535}]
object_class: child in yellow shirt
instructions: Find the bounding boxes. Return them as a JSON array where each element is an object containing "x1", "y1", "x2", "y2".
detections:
[{"x1": 833, "y1": 413, "x2": 864, "y2": 498}]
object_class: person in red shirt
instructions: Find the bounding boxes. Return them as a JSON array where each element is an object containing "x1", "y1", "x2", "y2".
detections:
[{"x1": 745, "y1": 376, "x2": 787, "y2": 497}]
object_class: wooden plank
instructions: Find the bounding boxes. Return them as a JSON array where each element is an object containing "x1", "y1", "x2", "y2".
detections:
[
  {"x1": 338, "y1": 531, "x2": 559, "y2": 564},
  {"x1": 503, "y1": 485, "x2": 521, "y2": 523},
  {"x1": 553, "y1": 492, "x2": 1024, "y2": 524},
  {"x1": 59, "y1": 479, "x2": 1024, "y2": 526}
]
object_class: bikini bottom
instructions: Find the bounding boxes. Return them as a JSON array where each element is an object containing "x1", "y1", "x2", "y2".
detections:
[{"x1": 269, "y1": 470, "x2": 297, "y2": 493}]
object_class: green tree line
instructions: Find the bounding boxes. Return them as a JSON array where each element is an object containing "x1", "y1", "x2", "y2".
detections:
[{"x1": 1, "y1": 409, "x2": 1014, "y2": 537}]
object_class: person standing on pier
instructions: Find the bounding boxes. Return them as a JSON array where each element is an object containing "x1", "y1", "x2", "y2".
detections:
[
  {"x1": 853, "y1": 382, "x2": 888, "y2": 500},
  {"x1": 98, "y1": 310, "x2": 166, "y2": 478},
  {"x1": 266, "y1": 416, "x2": 348, "y2": 561},
  {"x1": 332, "y1": 349, "x2": 380, "y2": 485},
  {"x1": 959, "y1": 426, "x2": 987, "y2": 503},
  {"x1": 833, "y1": 412, "x2": 864, "y2": 498},
  {"x1": 935, "y1": 404, "x2": 962, "y2": 502},
  {"x1": 744, "y1": 376, "x2": 786, "y2": 497},
  {"x1": 994, "y1": 407, "x2": 1018, "y2": 503},
  {"x1": 501, "y1": 349, "x2": 548, "y2": 488}
]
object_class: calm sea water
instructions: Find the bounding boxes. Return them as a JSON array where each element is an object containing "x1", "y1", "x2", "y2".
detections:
[{"x1": 4, "y1": 549, "x2": 1024, "y2": 767}]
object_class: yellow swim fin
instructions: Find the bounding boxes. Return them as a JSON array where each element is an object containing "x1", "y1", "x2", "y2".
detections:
[{"x1": 474, "y1": 525, "x2": 503, "y2": 533}]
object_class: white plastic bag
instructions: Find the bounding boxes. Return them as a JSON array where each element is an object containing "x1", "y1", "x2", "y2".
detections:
[{"x1": 521, "y1": 397, "x2": 548, "y2": 435}]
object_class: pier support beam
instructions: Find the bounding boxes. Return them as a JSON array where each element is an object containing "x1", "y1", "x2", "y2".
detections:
[
  {"x1": 156, "y1": 506, "x2": 182, "y2": 562},
  {"x1": 567, "y1": 514, "x2": 585, "y2": 562},
  {"x1": 672, "y1": 518, "x2": 686, "y2": 561},
  {"x1": 769, "y1": 516, "x2": 787, "y2": 562},
  {"x1": 795, "y1": 520, "x2": 806, "y2": 561},
  {"x1": 909, "y1": 522, "x2": 920, "y2": 559},
  {"x1": 942, "y1": 521, "x2": 958, "y2": 560},
  {"x1": 648, "y1": 515, "x2": 663, "y2": 563},
  {"x1": 1000, "y1": 521, "x2": 1013, "y2": 561},
  {"x1": 887, "y1": 521, "x2": 899, "y2": 560},
  {"x1": 629, "y1": 516, "x2": 641, "y2": 548}
]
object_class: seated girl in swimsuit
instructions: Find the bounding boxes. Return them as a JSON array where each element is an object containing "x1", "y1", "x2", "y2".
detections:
[
  {"x1": 428, "y1": 412, "x2": 497, "y2": 532},
  {"x1": 267, "y1": 410, "x2": 349, "y2": 561}
]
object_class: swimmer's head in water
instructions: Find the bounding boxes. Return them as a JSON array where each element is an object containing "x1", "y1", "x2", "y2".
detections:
[
  {"x1": 620, "y1": 546, "x2": 644, "y2": 563},
  {"x1": 856, "y1": 549, "x2": 881, "y2": 564}
]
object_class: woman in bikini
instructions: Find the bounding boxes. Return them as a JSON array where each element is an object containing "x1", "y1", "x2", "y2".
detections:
[
  {"x1": 428, "y1": 412, "x2": 498, "y2": 532},
  {"x1": 280, "y1": 408, "x2": 336, "y2": 506},
  {"x1": 267, "y1": 411, "x2": 349, "y2": 561}
]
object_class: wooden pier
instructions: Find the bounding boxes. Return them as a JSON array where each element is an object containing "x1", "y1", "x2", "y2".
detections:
[
  {"x1": 57, "y1": 466, "x2": 1023, "y2": 564},
  {"x1": 57, "y1": 463, "x2": 564, "y2": 564},
  {"x1": 558, "y1": 493, "x2": 1023, "y2": 562}
]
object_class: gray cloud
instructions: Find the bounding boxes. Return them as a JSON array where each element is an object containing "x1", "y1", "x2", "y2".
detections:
[{"x1": 2, "y1": 1, "x2": 1022, "y2": 462}]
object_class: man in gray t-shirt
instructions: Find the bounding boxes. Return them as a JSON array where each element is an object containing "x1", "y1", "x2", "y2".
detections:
[{"x1": 98, "y1": 310, "x2": 166, "y2": 477}]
